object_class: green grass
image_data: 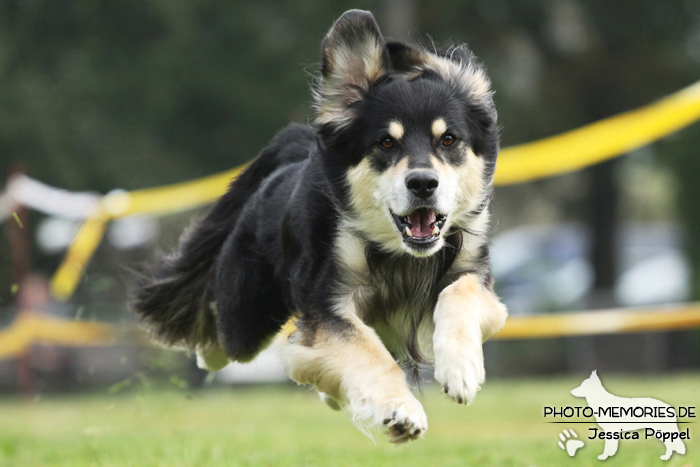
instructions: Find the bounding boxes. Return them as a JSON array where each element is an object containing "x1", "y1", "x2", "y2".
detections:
[{"x1": 0, "y1": 374, "x2": 698, "y2": 466}]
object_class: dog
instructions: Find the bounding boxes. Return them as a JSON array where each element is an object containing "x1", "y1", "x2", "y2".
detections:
[
  {"x1": 571, "y1": 370, "x2": 686, "y2": 460},
  {"x1": 132, "y1": 10, "x2": 507, "y2": 443}
]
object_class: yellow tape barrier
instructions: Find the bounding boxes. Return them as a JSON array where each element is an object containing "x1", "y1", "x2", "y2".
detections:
[
  {"x1": 50, "y1": 166, "x2": 247, "y2": 299},
  {"x1": 492, "y1": 303, "x2": 700, "y2": 339},
  {"x1": 0, "y1": 311, "x2": 115, "y2": 359},
  {"x1": 2, "y1": 304, "x2": 699, "y2": 361},
  {"x1": 279, "y1": 304, "x2": 700, "y2": 340},
  {"x1": 51, "y1": 214, "x2": 109, "y2": 300},
  {"x1": 494, "y1": 79, "x2": 700, "y2": 185},
  {"x1": 50, "y1": 79, "x2": 700, "y2": 300}
]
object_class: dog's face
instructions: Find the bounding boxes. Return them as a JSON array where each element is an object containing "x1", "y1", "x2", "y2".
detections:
[{"x1": 314, "y1": 10, "x2": 498, "y2": 257}]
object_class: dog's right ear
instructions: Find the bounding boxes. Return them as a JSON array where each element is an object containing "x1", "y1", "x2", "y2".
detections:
[{"x1": 314, "y1": 10, "x2": 391, "y2": 128}]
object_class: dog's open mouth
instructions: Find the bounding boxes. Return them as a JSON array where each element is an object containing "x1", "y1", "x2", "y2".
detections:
[{"x1": 391, "y1": 208, "x2": 447, "y2": 245}]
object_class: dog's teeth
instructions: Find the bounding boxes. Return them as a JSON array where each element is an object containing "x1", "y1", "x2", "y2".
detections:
[
  {"x1": 432, "y1": 225, "x2": 440, "y2": 236},
  {"x1": 405, "y1": 226, "x2": 412, "y2": 237}
]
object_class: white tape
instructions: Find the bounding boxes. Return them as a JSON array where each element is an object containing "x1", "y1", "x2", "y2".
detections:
[{"x1": 6, "y1": 174, "x2": 101, "y2": 220}]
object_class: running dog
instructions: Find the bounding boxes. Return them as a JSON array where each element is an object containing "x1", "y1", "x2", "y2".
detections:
[{"x1": 132, "y1": 10, "x2": 507, "y2": 443}]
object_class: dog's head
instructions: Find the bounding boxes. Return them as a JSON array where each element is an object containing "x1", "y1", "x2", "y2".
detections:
[
  {"x1": 314, "y1": 10, "x2": 498, "y2": 257},
  {"x1": 571, "y1": 370, "x2": 603, "y2": 398}
]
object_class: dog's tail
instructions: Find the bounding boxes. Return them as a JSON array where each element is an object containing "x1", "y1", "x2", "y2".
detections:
[
  {"x1": 131, "y1": 124, "x2": 316, "y2": 353},
  {"x1": 131, "y1": 211, "x2": 227, "y2": 352}
]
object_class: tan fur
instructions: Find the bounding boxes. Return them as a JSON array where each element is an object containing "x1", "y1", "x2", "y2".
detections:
[
  {"x1": 444, "y1": 147, "x2": 487, "y2": 213},
  {"x1": 420, "y1": 50, "x2": 492, "y2": 103},
  {"x1": 429, "y1": 148, "x2": 487, "y2": 233},
  {"x1": 280, "y1": 310, "x2": 428, "y2": 442},
  {"x1": 360, "y1": 38, "x2": 386, "y2": 83},
  {"x1": 397, "y1": 47, "x2": 492, "y2": 105},
  {"x1": 345, "y1": 157, "x2": 410, "y2": 254},
  {"x1": 431, "y1": 118, "x2": 447, "y2": 139},
  {"x1": 334, "y1": 226, "x2": 368, "y2": 277},
  {"x1": 432, "y1": 274, "x2": 507, "y2": 404},
  {"x1": 450, "y1": 208, "x2": 491, "y2": 271},
  {"x1": 282, "y1": 314, "x2": 400, "y2": 402},
  {"x1": 388, "y1": 120, "x2": 405, "y2": 140},
  {"x1": 439, "y1": 274, "x2": 507, "y2": 340},
  {"x1": 315, "y1": 35, "x2": 389, "y2": 128}
]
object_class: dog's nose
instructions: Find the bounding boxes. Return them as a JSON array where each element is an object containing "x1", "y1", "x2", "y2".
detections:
[{"x1": 405, "y1": 171, "x2": 439, "y2": 199}]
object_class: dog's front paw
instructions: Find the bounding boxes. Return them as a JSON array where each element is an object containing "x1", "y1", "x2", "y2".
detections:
[{"x1": 433, "y1": 340, "x2": 485, "y2": 405}]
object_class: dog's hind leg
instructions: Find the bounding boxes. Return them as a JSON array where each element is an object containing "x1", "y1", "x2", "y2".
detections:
[
  {"x1": 214, "y1": 252, "x2": 291, "y2": 363},
  {"x1": 281, "y1": 312, "x2": 428, "y2": 443}
]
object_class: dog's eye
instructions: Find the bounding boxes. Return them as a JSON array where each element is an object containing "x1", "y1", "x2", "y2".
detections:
[
  {"x1": 380, "y1": 137, "x2": 395, "y2": 149},
  {"x1": 441, "y1": 134, "x2": 456, "y2": 147}
]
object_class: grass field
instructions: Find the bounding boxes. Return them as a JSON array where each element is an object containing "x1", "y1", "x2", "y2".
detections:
[{"x1": 0, "y1": 374, "x2": 698, "y2": 467}]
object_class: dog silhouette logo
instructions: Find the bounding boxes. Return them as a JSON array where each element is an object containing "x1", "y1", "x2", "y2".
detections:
[{"x1": 570, "y1": 370, "x2": 686, "y2": 461}]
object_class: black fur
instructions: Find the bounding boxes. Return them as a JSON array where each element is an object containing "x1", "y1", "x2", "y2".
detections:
[
  {"x1": 132, "y1": 10, "x2": 499, "y2": 374},
  {"x1": 132, "y1": 124, "x2": 315, "y2": 352}
]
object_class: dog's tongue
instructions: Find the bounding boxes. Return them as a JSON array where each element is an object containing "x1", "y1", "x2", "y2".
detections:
[{"x1": 409, "y1": 209, "x2": 436, "y2": 238}]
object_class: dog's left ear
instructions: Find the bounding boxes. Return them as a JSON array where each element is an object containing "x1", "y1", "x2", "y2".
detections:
[
  {"x1": 387, "y1": 41, "x2": 493, "y2": 107},
  {"x1": 314, "y1": 10, "x2": 391, "y2": 128},
  {"x1": 386, "y1": 42, "x2": 428, "y2": 73}
]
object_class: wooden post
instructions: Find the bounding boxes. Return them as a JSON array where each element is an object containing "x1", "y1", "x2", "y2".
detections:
[{"x1": 8, "y1": 165, "x2": 33, "y2": 398}]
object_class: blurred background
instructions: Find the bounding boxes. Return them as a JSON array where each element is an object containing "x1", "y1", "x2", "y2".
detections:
[{"x1": 0, "y1": 0, "x2": 699, "y2": 396}]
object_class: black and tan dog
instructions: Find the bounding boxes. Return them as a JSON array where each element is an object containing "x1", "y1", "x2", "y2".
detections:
[{"x1": 133, "y1": 10, "x2": 507, "y2": 443}]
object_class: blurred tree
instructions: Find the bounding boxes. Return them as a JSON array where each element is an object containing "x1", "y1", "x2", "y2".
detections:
[
  {"x1": 659, "y1": 122, "x2": 700, "y2": 299},
  {"x1": 0, "y1": 0, "x2": 374, "y2": 192}
]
